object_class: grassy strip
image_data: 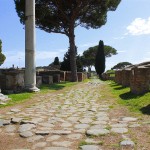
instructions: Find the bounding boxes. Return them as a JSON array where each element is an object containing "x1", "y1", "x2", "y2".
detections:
[
  {"x1": 0, "y1": 81, "x2": 77, "y2": 108},
  {"x1": 107, "y1": 81, "x2": 150, "y2": 115}
]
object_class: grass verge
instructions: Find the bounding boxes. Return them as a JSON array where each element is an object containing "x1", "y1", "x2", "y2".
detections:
[
  {"x1": 107, "y1": 81, "x2": 150, "y2": 115},
  {"x1": 0, "y1": 81, "x2": 77, "y2": 108}
]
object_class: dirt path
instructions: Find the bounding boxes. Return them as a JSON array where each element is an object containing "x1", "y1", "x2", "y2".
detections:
[{"x1": 0, "y1": 79, "x2": 149, "y2": 150}]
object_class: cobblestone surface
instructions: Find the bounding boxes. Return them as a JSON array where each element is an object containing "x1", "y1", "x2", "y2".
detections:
[{"x1": 0, "y1": 79, "x2": 148, "y2": 150}]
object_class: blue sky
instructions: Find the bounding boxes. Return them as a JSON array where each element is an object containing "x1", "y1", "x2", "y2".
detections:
[{"x1": 0, "y1": 0, "x2": 150, "y2": 70}]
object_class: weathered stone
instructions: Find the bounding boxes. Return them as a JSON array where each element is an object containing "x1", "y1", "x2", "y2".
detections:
[
  {"x1": 49, "y1": 130, "x2": 71, "y2": 135},
  {"x1": 85, "y1": 138, "x2": 102, "y2": 144},
  {"x1": 121, "y1": 117, "x2": 137, "y2": 122},
  {"x1": 11, "y1": 117, "x2": 23, "y2": 124},
  {"x1": 0, "y1": 119, "x2": 3, "y2": 127},
  {"x1": 32, "y1": 142, "x2": 47, "y2": 149},
  {"x1": 39, "y1": 122, "x2": 54, "y2": 128},
  {"x1": 111, "y1": 128, "x2": 128, "y2": 134},
  {"x1": 27, "y1": 135, "x2": 44, "y2": 142},
  {"x1": 89, "y1": 125, "x2": 106, "y2": 129},
  {"x1": 52, "y1": 141, "x2": 72, "y2": 147},
  {"x1": 120, "y1": 140, "x2": 135, "y2": 147},
  {"x1": 110, "y1": 123, "x2": 128, "y2": 128},
  {"x1": 74, "y1": 124, "x2": 90, "y2": 129},
  {"x1": 86, "y1": 129, "x2": 110, "y2": 136},
  {"x1": 46, "y1": 135, "x2": 61, "y2": 142},
  {"x1": 3, "y1": 120, "x2": 11, "y2": 125},
  {"x1": 60, "y1": 122, "x2": 72, "y2": 127},
  {"x1": 18, "y1": 124, "x2": 36, "y2": 132},
  {"x1": 10, "y1": 109, "x2": 21, "y2": 113},
  {"x1": 92, "y1": 120, "x2": 107, "y2": 125},
  {"x1": 67, "y1": 134, "x2": 82, "y2": 140},
  {"x1": 20, "y1": 131, "x2": 33, "y2": 138},
  {"x1": 79, "y1": 118, "x2": 93, "y2": 124},
  {"x1": 80, "y1": 145, "x2": 102, "y2": 150}
]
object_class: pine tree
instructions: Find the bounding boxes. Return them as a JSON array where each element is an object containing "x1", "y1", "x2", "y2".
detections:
[
  {"x1": 0, "y1": 39, "x2": 6, "y2": 66},
  {"x1": 53, "y1": 57, "x2": 60, "y2": 65},
  {"x1": 95, "y1": 40, "x2": 105, "y2": 79}
]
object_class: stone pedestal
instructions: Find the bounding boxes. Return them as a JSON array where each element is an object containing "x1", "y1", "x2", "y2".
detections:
[{"x1": 36, "y1": 76, "x2": 42, "y2": 87}]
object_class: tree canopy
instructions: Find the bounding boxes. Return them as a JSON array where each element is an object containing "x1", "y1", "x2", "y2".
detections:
[
  {"x1": 0, "y1": 39, "x2": 6, "y2": 66},
  {"x1": 82, "y1": 44, "x2": 117, "y2": 68},
  {"x1": 60, "y1": 47, "x2": 83, "y2": 72},
  {"x1": 14, "y1": 0, "x2": 121, "y2": 81},
  {"x1": 112, "y1": 62, "x2": 132, "y2": 70}
]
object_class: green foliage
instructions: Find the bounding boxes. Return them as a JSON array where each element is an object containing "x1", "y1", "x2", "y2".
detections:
[
  {"x1": 0, "y1": 39, "x2": 6, "y2": 66},
  {"x1": 95, "y1": 40, "x2": 105, "y2": 78},
  {"x1": 14, "y1": 0, "x2": 121, "y2": 81},
  {"x1": 112, "y1": 62, "x2": 132, "y2": 70},
  {"x1": 60, "y1": 47, "x2": 83, "y2": 72},
  {"x1": 53, "y1": 57, "x2": 60, "y2": 65},
  {"x1": 108, "y1": 81, "x2": 150, "y2": 115},
  {"x1": 82, "y1": 44, "x2": 117, "y2": 68}
]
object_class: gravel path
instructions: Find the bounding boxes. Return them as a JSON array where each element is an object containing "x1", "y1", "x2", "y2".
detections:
[{"x1": 0, "y1": 79, "x2": 149, "y2": 150}]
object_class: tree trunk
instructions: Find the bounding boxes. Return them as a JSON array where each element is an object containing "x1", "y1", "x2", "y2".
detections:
[{"x1": 68, "y1": 26, "x2": 78, "y2": 82}]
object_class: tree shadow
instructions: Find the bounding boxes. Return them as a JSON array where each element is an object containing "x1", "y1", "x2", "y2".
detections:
[
  {"x1": 140, "y1": 104, "x2": 150, "y2": 115},
  {"x1": 40, "y1": 83, "x2": 65, "y2": 91},
  {"x1": 119, "y1": 91, "x2": 143, "y2": 100}
]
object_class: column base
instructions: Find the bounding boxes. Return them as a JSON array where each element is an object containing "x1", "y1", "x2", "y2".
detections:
[{"x1": 24, "y1": 86, "x2": 40, "y2": 92}]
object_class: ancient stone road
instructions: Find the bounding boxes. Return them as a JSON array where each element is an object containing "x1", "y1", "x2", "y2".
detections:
[{"x1": 0, "y1": 79, "x2": 149, "y2": 150}]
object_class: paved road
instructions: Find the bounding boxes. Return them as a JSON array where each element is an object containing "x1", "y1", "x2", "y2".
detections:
[{"x1": 0, "y1": 79, "x2": 148, "y2": 150}]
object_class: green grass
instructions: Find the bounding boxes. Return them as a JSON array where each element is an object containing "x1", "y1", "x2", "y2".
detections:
[
  {"x1": 0, "y1": 81, "x2": 77, "y2": 108},
  {"x1": 40, "y1": 81, "x2": 77, "y2": 93},
  {"x1": 107, "y1": 81, "x2": 150, "y2": 115},
  {"x1": 0, "y1": 92, "x2": 33, "y2": 108}
]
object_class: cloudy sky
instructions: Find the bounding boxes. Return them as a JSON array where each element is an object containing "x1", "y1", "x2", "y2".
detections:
[{"x1": 0, "y1": 0, "x2": 150, "y2": 70}]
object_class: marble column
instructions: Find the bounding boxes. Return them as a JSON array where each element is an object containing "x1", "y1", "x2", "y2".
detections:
[{"x1": 25, "y1": 0, "x2": 39, "y2": 92}]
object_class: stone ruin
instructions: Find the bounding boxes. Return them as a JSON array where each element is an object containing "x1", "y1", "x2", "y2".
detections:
[
  {"x1": 114, "y1": 61, "x2": 150, "y2": 95},
  {"x1": 0, "y1": 68, "x2": 88, "y2": 94}
]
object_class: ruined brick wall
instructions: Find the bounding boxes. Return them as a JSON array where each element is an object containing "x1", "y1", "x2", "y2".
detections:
[
  {"x1": 122, "y1": 69, "x2": 131, "y2": 87},
  {"x1": 115, "y1": 70, "x2": 123, "y2": 84},
  {"x1": 130, "y1": 66, "x2": 150, "y2": 95},
  {"x1": 65, "y1": 71, "x2": 87, "y2": 82}
]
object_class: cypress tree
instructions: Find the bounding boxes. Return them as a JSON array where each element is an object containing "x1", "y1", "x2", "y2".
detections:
[{"x1": 95, "y1": 40, "x2": 105, "y2": 79}]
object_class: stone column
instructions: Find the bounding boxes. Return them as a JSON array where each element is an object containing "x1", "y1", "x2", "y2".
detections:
[{"x1": 25, "y1": 0, "x2": 39, "y2": 92}]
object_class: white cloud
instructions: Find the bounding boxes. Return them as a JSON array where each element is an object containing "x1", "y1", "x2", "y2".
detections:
[
  {"x1": 127, "y1": 17, "x2": 150, "y2": 35},
  {"x1": 117, "y1": 50, "x2": 126, "y2": 53},
  {"x1": 113, "y1": 36, "x2": 125, "y2": 40},
  {"x1": 79, "y1": 42, "x2": 97, "y2": 48}
]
